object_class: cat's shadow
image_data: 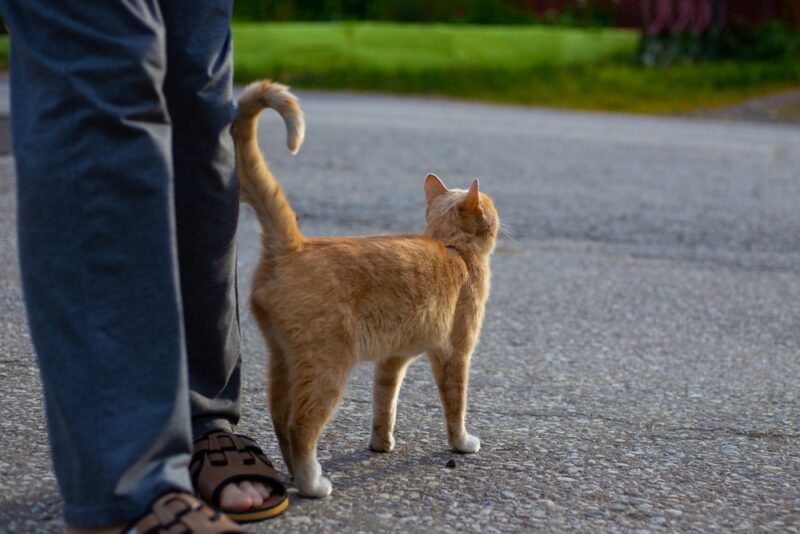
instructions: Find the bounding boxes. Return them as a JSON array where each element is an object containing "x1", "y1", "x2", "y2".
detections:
[{"x1": 319, "y1": 446, "x2": 461, "y2": 493}]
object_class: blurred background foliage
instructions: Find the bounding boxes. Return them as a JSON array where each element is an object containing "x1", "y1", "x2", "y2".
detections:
[
  {"x1": 0, "y1": 1, "x2": 798, "y2": 113},
  {"x1": 233, "y1": 0, "x2": 621, "y2": 27},
  {"x1": 231, "y1": 0, "x2": 800, "y2": 62}
]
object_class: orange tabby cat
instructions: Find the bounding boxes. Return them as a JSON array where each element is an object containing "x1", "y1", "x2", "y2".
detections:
[{"x1": 233, "y1": 81, "x2": 499, "y2": 498}]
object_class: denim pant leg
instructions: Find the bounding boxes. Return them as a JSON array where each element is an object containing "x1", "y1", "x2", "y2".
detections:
[
  {"x1": 2, "y1": 1, "x2": 193, "y2": 527},
  {"x1": 160, "y1": 1, "x2": 242, "y2": 438}
]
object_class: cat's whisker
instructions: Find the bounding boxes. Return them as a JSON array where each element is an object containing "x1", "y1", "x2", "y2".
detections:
[
  {"x1": 498, "y1": 222, "x2": 520, "y2": 244},
  {"x1": 500, "y1": 229, "x2": 518, "y2": 244},
  {"x1": 500, "y1": 225, "x2": 515, "y2": 236}
]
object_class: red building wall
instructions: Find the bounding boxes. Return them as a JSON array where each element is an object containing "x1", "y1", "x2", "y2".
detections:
[
  {"x1": 616, "y1": 1, "x2": 641, "y2": 27},
  {"x1": 726, "y1": 0, "x2": 799, "y2": 27}
]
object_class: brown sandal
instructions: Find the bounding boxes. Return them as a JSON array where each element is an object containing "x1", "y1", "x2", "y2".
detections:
[
  {"x1": 190, "y1": 431, "x2": 289, "y2": 523},
  {"x1": 125, "y1": 492, "x2": 243, "y2": 533}
]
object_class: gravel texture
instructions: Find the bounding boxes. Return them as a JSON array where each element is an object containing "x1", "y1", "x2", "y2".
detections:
[{"x1": 1, "y1": 89, "x2": 799, "y2": 533}]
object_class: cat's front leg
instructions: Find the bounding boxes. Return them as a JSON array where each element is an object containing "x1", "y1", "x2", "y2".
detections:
[
  {"x1": 451, "y1": 432, "x2": 481, "y2": 453},
  {"x1": 429, "y1": 350, "x2": 481, "y2": 454},
  {"x1": 369, "y1": 356, "x2": 414, "y2": 452}
]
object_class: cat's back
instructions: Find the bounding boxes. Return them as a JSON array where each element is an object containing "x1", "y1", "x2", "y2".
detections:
[
  {"x1": 282, "y1": 234, "x2": 467, "y2": 294},
  {"x1": 255, "y1": 234, "x2": 468, "y2": 336}
]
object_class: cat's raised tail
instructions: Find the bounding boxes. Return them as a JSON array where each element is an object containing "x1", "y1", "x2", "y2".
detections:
[{"x1": 233, "y1": 80, "x2": 306, "y2": 254}]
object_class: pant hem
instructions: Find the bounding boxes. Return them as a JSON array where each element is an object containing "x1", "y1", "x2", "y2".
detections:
[
  {"x1": 63, "y1": 479, "x2": 193, "y2": 529},
  {"x1": 192, "y1": 417, "x2": 235, "y2": 440}
]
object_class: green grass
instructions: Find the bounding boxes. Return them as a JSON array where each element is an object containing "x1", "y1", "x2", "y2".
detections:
[
  {"x1": 0, "y1": 36, "x2": 8, "y2": 70},
  {"x1": 409, "y1": 60, "x2": 800, "y2": 113},
  {"x1": 1, "y1": 23, "x2": 798, "y2": 114},
  {"x1": 232, "y1": 21, "x2": 638, "y2": 79},
  {"x1": 232, "y1": 22, "x2": 800, "y2": 114}
]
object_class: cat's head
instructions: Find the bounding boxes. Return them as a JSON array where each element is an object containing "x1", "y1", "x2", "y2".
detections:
[{"x1": 423, "y1": 174, "x2": 499, "y2": 257}]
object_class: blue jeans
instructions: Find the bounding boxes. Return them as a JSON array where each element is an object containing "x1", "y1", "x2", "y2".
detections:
[{"x1": 1, "y1": 0, "x2": 241, "y2": 527}]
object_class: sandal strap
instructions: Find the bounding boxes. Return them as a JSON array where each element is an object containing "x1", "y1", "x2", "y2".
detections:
[
  {"x1": 126, "y1": 492, "x2": 242, "y2": 534},
  {"x1": 190, "y1": 431, "x2": 285, "y2": 507}
]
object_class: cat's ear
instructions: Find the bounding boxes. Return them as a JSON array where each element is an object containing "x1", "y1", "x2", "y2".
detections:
[
  {"x1": 463, "y1": 179, "x2": 482, "y2": 213},
  {"x1": 425, "y1": 173, "x2": 448, "y2": 201}
]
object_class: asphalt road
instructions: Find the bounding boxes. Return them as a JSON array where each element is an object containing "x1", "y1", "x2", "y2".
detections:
[{"x1": 1, "y1": 89, "x2": 799, "y2": 533}]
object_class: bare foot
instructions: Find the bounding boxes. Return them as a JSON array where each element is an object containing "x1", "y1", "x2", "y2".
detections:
[{"x1": 219, "y1": 479, "x2": 273, "y2": 511}]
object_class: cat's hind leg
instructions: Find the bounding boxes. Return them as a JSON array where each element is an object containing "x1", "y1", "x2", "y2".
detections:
[
  {"x1": 369, "y1": 356, "x2": 414, "y2": 452},
  {"x1": 429, "y1": 349, "x2": 481, "y2": 454},
  {"x1": 287, "y1": 351, "x2": 353, "y2": 498},
  {"x1": 251, "y1": 297, "x2": 295, "y2": 476},
  {"x1": 267, "y1": 339, "x2": 293, "y2": 476}
]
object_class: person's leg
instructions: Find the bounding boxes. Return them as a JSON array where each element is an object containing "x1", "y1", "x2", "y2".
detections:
[
  {"x1": 162, "y1": 0, "x2": 282, "y2": 511},
  {"x1": 159, "y1": 1, "x2": 274, "y2": 512},
  {"x1": 160, "y1": 0, "x2": 241, "y2": 439},
  {"x1": 3, "y1": 0, "x2": 193, "y2": 527}
]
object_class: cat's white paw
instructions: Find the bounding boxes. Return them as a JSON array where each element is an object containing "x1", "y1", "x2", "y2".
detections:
[
  {"x1": 296, "y1": 475, "x2": 333, "y2": 498},
  {"x1": 293, "y1": 456, "x2": 333, "y2": 498},
  {"x1": 369, "y1": 432, "x2": 395, "y2": 453},
  {"x1": 451, "y1": 434, "x2": 481, "y2": 454}
]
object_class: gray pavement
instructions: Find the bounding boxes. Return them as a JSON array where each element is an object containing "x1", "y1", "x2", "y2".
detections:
[{"x1": 1, "y1": 88, "x2": 799, "y2": 532}]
